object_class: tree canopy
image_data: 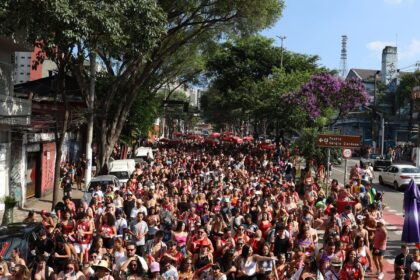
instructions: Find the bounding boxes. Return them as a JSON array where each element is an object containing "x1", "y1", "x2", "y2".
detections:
[
  {"x1": 201, "y1": 35, "x2": 327, "y2": 133},
  {"x1": 1, "y1": 0, "x2": 285, "y2": 171}
]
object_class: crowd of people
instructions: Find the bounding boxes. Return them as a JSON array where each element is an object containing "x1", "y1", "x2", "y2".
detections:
[{"x1": 6, "y1": 142, "x2": 414, "y2": 279}]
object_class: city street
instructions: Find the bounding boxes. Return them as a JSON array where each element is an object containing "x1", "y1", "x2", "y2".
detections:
[{"x1": 331, "y1": 158, "x2": 407, "y2": 268}]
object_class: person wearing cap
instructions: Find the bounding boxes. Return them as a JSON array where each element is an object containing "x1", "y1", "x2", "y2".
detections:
[
  {"x1": 92, "y1": 260, "x2": 114, "y2": 280},
  {"x1": 340, "y1": 205, "x2": 356, "y2": 228},
  {"x1": 123, "y1": 191, "x2": 135, "y2": 222},
  {"x1": 394, "y1": 244, "x2": 413, "y2": 280},
  {"x1": 373, "y1": 219, "x2": 388, "y2": 280},
  {"x1": 324, "y1": 257, "x2": 342, "y2": 280},
  {"x1": 149, "y1": 261, "x2": 161, "y2": 279}
]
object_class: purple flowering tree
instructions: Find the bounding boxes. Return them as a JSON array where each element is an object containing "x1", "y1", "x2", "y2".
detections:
[{"x1": 283, "y1": 73, "x2": 369, "y2": 126}]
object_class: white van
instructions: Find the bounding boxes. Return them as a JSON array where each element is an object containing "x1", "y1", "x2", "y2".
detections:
[
  {"x1": 108, "y1": 159, "x2": 135, "y2": 184},
  {"x1": 134, "y1": 147, "x2": 154, "y2": 162}
]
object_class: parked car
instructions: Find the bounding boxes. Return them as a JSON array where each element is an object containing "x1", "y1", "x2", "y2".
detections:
[
  {"x1": 378, "y1": 164, "x2": 420, "y2": 190},
  {"x1": 83, "y1": 175, "x2": 121, "y2": 204},
  {"x1": 0, "y1": 222, "x2": 43, "y2": 263},
  {"x1": 373, "y1": 159, "x2": 392, "y2": 171}
]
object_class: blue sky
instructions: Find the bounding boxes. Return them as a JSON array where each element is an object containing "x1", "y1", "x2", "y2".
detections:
[{"x1": 261, "y1": 0, "x2": 420, "y2": 73}]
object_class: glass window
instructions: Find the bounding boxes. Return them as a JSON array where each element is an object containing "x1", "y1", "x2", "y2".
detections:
[{"x1": 401, "y1": 167, "x2": 420, "y2": 173}]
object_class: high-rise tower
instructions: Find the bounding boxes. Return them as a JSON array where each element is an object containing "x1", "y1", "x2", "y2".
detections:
[{"x1": 339, "y1": 35, "x2": 348, "y2": 78}]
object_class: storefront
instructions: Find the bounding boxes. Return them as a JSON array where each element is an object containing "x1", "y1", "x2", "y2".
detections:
[{"x1": 25, "y1": 144, "x2": 41, "y2": 198}]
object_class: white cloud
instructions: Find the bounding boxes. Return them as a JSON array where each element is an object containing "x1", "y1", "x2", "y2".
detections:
[{"x1": 366, "y1": 41, "x2": 396, "y2": 54}]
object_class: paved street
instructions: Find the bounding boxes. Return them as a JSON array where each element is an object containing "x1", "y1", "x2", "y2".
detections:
[{"x1": 331, "y1": 158, "x2": 409, "y2": 279}]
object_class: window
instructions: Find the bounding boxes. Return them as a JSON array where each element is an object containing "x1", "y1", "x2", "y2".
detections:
[{"x1": 20, "y1": 65, "x2": 24, "y2": 67}]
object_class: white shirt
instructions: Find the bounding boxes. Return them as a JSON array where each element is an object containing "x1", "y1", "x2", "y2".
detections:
[
  {"x1": 115, "y1": 217, "x2": 128, "y2": 237},
  {"x1": 325, "y1": 269, "x2": 340, "y2": 280},
  {"x1": 132, "y1": 220, "x2": 148, "y2": 246},
  {"x1": 130, "y1": 205, "x2": 148, "y2": 219}
]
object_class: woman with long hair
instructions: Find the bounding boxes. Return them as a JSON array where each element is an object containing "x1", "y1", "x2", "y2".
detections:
[
  {"x1": 171, "y1": 221, "x2": 188, "y2": 255},
  {"x1": 52, "y1": 234, "x2": 71, "y2": 272},
  {"x1": 178, "y1": 258, "x2": 194, "y2": 280},
  {"x1": 99, "y1": 212, "x2": 116, "y2": 253},
  {"x1": 0, "y1": 261, "x2": 11, "y2": 280},
  {"x1": 125, "y1": 257, "x2": 146, "y2": 280},
  {"x1": 354, "y1": 235, "x2": 373, "y2": 272},
  {"x1": 60, "y1": 209, "x2": 76, "y2": 239},
  {"x1": 236, "y1": 245, "x2": 277, "y2": 280},
  {"x1": 340, "y1": 249, "x2": 364, "y2": 280},
  {"x1": 90, "y1": 237, "x2": 108, "y2": 259},
  {"x1": 113, "y1": 238, "x2": 127, "y2": 272},
  {"x1": 56, "y1": 260, "x2": 85, "y2": 280}
]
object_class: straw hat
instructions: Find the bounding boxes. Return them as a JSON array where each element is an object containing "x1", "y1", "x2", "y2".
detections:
[{"x1": 92, "y1": 260, "x2": 111, "y2": 272}]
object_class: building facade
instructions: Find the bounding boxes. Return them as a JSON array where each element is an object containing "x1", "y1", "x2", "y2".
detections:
[{"x1": 0, "y1": 37, "x2": 32, "y2": 208}]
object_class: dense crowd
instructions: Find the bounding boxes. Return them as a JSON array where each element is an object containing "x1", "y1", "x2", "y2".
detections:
[{"x1": 5, "y1": 142, "x2": 415, "y2": 280}]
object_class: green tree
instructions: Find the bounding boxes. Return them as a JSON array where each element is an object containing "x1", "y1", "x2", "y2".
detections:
[
  {"x1": 201, "y1": 35, "x2": 326, "y2": 134},
  {"x1": 0, "y1": 0, "x2": 165, "y2": 206},
  {"x1": 92, "y1": 0, "x2": 284, "y2": 170},
  {"x1": 396, "y1": 71, "x2": 420, "y2": 140},
  {"x1": 1, "y1": 0, "x2": 284, "y2": 173}
]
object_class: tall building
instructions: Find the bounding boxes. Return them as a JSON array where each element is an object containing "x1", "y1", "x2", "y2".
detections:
[
  {"x1": 0, "y1": 37, "x2": 32, "y2": 208},
  {"x1": 381, "y1": 46, "x2": 398, "y2": 86},
  {"x1": 14, "y1": 47, "x2": 56, "y2": 84},
  {"x1": 188, "y1": 88, "x2": 202, "y2": 109}
]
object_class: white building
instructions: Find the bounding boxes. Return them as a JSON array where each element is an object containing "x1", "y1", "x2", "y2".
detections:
[
  {"x1": 188, "y1": 87, "x2": 202, "y2": 109},
  {"x1": 0, "y1": 37, "x2": 32, "y2": 208}
]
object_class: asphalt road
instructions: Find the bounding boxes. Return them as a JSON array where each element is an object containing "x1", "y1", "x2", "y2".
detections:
[{"x1": 331, "y1": 158, "x2": 406, "y2": 263}]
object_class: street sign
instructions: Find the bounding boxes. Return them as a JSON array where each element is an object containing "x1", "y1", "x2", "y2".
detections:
[
  {"x1": 342, "y1": 148, "x2": 352, "y2": 159},
  {"x1": 316, "y1": 134, "x2": 361, "y2": 148}
]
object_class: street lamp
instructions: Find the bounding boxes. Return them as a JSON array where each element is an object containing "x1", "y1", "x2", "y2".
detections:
[
  {"x1": 371, "y1": 70, "x2": 380, "y2": 148},
  {"x1": 276, "y1": 35, "x2": 286, "y2": 68}
]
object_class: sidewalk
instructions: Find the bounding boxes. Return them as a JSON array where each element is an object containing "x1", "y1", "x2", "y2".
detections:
[{"x1": 0, "y1": 187, "x2": 84, "y2": 224}]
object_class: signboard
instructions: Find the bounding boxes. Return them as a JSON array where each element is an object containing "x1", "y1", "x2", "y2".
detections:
[
  {"x1": 316, "y1": 134, "x2": 361, "y2": 148},
  {"x1": 342, "y1": 148, "x2": 352, "y2": 159}
]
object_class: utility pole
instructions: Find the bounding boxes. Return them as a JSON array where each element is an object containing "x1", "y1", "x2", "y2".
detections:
[
  {"x1": 277, "y1": 35, "x2": 286, "y2": 68},
  {"x1": 371, "y1": 71, "x2": 380, "y2": 151}
]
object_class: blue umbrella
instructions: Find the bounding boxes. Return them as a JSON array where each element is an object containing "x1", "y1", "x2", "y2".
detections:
[{"x1": 402, "y1": 179, "x2": 420, "y2": 243}]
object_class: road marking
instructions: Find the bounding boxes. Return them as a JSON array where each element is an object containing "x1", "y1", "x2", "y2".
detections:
[
  {"x1": 394, "y1": 230, "x2": 403, "y2": 235},
  {"x1": 396, "y1": 213, "x2": 404, "y2": 216},
  {"x1": 386, "y1": 226, "x2": 398, "y2": 230},
  {"x1": 387, "y1": 209, "x2": 397, "y2": 213},
  {"x1": 331, "y1": 167, "x2": 346, "y2": 174}
]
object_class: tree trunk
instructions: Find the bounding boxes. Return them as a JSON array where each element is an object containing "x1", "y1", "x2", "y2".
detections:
[
  {"x1": 52, "y1": 70, "x2": 69, "y2": 210},
  {"x1": 85, "y1": 52, "x2": 96, "y2": 185}
]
